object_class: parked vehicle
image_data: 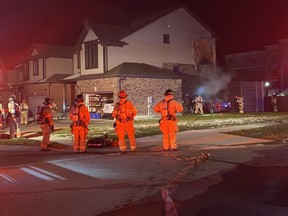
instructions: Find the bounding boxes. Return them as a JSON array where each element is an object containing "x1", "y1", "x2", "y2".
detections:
[
  {"x1": 203, "y1": 101, "x2": 232, "y2": 114},
  {"x1": 102, "y1": 99, "x2": 114, "y2": 118}
]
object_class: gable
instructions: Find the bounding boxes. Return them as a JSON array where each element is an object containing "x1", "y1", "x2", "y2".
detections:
[
  {"x1": 124, "y1": 7, "x2": 213, "y2": 41},
  {"x1": 84, "y1": 29, "x2": 98, "y2": 42},
  {"x1": 31, "y1": 49, "x2": 39, "y2": 56}
]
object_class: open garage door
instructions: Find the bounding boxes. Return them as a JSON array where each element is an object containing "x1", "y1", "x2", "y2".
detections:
[{"x1": 28, "y1": 95, "x2": 45, "y2": 119}]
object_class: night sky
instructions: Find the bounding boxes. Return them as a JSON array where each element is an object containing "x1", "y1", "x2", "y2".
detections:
[{"x1": 0, "y1": 0, "x2": 287, "y2": 56}]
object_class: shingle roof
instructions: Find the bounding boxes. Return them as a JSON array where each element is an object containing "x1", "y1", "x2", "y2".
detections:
[
  {"x1": 39, "y1": 74, "x2": 73, "y2": 83},
  {"x1": 75, "y1": 5, "x2": 216, "y2": 50},
  {"x1": 27, "y1": 44, "x2": 74, "y2": 58},
  {"x1": 64, "y1": 62, "x2": 180, "y2": 81},
  {"x1": 0, "y1": 54, "x2": 25, "y2": 69}
]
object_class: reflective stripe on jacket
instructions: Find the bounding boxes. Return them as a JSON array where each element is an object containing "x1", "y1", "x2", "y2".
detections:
[
  {"x1": 154, "y1": 99, "x2": 183, "y2": 121},
  {"x1": 112, "y1": 100, "x2": 137, "y2": 122}
]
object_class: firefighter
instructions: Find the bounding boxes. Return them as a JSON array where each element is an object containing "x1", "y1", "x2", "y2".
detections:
[
  {"x1": 70, "y1": 94, "x2": 90, "y2": 153},
  {"x1": 112, "y1": 90, "x2": 137, "y2": 154},
  {"x1": 154, "y1": 89, "x2": 183, "y2": 151},
  {"x1": 20, "y1": 99, "x2": 29, "y2": 125},
  {"x1": 7, "y1": 95, "x2": 21, "y2": 139},
  {"x1": 236, "y1": 96, "x2": 244, "y2": 113},
  {"x1": 271, "y1": 95, "x2": 277, "y2": 112},
  {"x1": 0, "y1": 96, "x2": 5, "y2": 132},
  {"x1": 193, "y1": 95, "x2": 203, "y2": 114},
  {"x1": 39, "y1": 98, "x2": 54, "y2": 151}
]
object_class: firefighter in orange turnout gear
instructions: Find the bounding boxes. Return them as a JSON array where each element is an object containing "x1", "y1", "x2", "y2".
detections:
[
  {"x1": 154, "y1": 89, "x2": 183, "y2": 151},
  {"x1": 112, "y1": 90, "x2": 137, "y2": 154},
  {"x1": 39, "y1": 98, "x2": 54, "y2": 151},
  {"x1": 70, "y1": 94, "x2": 90, "y2": 153}
]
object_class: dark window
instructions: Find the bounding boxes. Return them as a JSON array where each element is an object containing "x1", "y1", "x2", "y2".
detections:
[
  {"x1": 250, "y1": 56, "x2": 256, "y2": 65},
  {"x1": 250, "y1": 69, "x2": 256, "y2": 77},
  {"x1": 23, "y1": 62, "x2": 29, "y2": 80},
  {"x1": 77, "y1": 52, "x2": 80, "y2": 69},
  {"x1": 33, "y1": 60, "x2": 39, "y2": 75},
  {"x1": 43, "y1": 58, "x2": 46, "y2": 79},
  {"x1": 85, "y1": 40, "x2": 98, "y2": 69},
  {"x1": 163, "y1": 34, "x2": 170, "y2": 44}
]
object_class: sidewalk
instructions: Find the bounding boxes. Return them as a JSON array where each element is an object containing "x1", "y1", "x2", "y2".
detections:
[{"x1": 17, "y1": 121, "x2": 276, "y2": 151}]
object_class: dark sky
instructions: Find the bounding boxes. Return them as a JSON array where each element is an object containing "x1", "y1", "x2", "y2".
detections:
[{"x1": 0, "y1": 0, "x2": 287, "y2": 56}]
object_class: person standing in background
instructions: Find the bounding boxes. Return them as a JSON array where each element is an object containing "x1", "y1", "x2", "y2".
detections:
[
  {"x1": 0, "y1": 97, "x2": 5, "y2": 132},
  {"x1": 271, "y1": 95, "x2": 277, "y2": 112},
  {"x1": 20, "y1": 99, "x2": 29, "y2": 125},
  {"x1": 7, "y1": 95, "x2": 21, "y2": 138},
  {"x1": 235, "y1": 96, "x2": 244, "y2": 113}
]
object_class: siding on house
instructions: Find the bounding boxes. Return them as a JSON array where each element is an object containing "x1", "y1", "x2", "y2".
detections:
[{"x1": 108, "y1": 7, "x2": 214, "y2": 70}]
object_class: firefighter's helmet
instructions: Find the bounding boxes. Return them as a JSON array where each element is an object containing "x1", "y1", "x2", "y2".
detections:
[
  {"x1": 118, "y1": 90, "x2": 128, "y2": 98},
  {"x1": 164, "y1": 89, "x2": 174, "y2": 96},
  {"x1": 8, "y1": 95, "x2": 16, "y2": 101},
  {"x1": 75, "y1": 94, "x2": 85, "y2": 102},
  {"x1": 43, "y1": 97, "x2": 52, "y2": 105}
]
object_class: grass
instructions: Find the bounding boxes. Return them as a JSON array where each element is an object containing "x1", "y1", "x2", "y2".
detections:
[
  {"x1": 2, "y1": 112, "x2": 288, "y2": 147},
  {"x1": 62, "y1": 112, "x2": 288, "y2": 139},
  {"x1": 225, "y1": 123, "x2": 288, "y2": 142}
]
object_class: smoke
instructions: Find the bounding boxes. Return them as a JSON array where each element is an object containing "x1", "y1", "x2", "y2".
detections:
[{"x1": 197, "y1": 65, "x2": 235, "y2": 99}]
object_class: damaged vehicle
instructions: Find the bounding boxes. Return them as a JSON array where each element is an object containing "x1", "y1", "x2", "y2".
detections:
[{"x1": 203, "y1": 101, "x2": 232, "y2": 114}]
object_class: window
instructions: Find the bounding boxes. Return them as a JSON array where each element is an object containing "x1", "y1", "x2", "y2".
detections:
[
  {"x1": 250, "y1": 69, "x2": 256, "y2": 77},
  {"x1": 163, "y1": 34, "x2": 170, "y2": 44},
  {"x1": 77, "y1": 52, "x2": 80, "y2": 69},
  {"x1": 250, "y1": 56, "x2": 256, "y2": 65},
  {"x1": 23, "y1": 62, "x2": 29, "y2": 80},
  {"x1": 33, "y1": 60, "x2": 39, "y2": 75},
  {"x1": 43, "y1": 58, "x2": 46, "y2": 79},
  {"x1": 85, "y1": 40, "x2": 98, "y2": 69}
]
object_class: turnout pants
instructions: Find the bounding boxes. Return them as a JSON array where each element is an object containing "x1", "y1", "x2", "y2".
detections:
[
  {"x1": 159, "y1": 120, "x2": 179, "y2": 150},
  {"x1": 72, "y1": 126, "x2": 88, "y2": 152},
  {"x1": 115, "y1": 121, "x2": 136, "y2": 152},
  {"x1": 40, "y1": 124, "x2": 51, "y2": 150}
]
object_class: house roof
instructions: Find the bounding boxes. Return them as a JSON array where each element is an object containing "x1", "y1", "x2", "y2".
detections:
[
  {"x1": 0, "y1": 82, "x2": 13, "y2": 91},
  {"x1": 64, "y1": 62, "x2": 180, "y2": 81},
  {"x1": 27, "y1": 43, "x2": 74, "y2": 59},
  {"x1": 39, "y1": 74, "x2": 73, "y2": 83},
  {"x1": 104, "y1": 62, "x2": 180, "y2": 78},
  {"x1": 0, "y1": 54, "x2": 25, "y2": 69},
  {"x1": 74, "y1": 5, "x2": 216, "y2": 50}
]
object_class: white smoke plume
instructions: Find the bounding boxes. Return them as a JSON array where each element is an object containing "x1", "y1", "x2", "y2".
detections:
[{"x1": 196, "y1": 65, "x2": 235, "y2": 99}]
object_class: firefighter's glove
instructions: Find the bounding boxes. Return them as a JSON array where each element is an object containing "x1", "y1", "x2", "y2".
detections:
[
  {"x1": 117, "y1": 118, "x2": 123, "y2": 123},
  {"x1": 126, "y1": 116, "x2": 134, "y2": 122},
  {"x1": 50, "y1": 125, "x2": 54, "y2": 131}
]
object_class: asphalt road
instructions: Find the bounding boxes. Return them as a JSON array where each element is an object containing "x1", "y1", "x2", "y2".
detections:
[{"x1": 0, "y1": 121, "x2": 288, "y2": 216}]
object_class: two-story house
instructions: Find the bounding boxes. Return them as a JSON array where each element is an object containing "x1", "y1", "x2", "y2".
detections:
[
  {"x1": 11, "y1": 44, "x2": 74, "y2": 116},
  {"x1": 6, "y1": 5, "x2": 216, "y2": 116},
  {"x1": 64, "y1": 5, "x2": 216, "y2": 115},
  {"x1": 0, "y1": 54, "x2": 24, "y2": 103}
]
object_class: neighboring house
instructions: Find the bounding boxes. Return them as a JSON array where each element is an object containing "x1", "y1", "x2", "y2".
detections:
[
  {"x1": 0, "y1": 54, "x2": 24, "y2": 104},
  {"x1": 11, "y1": 44, "x2": 74, "y2": 116},
  {"x1": 224, "y1": 38, "x2": 288, "y2": 112},
  {"x1": 65, "y1": 5, "x2": 216, "y2": 114}
]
